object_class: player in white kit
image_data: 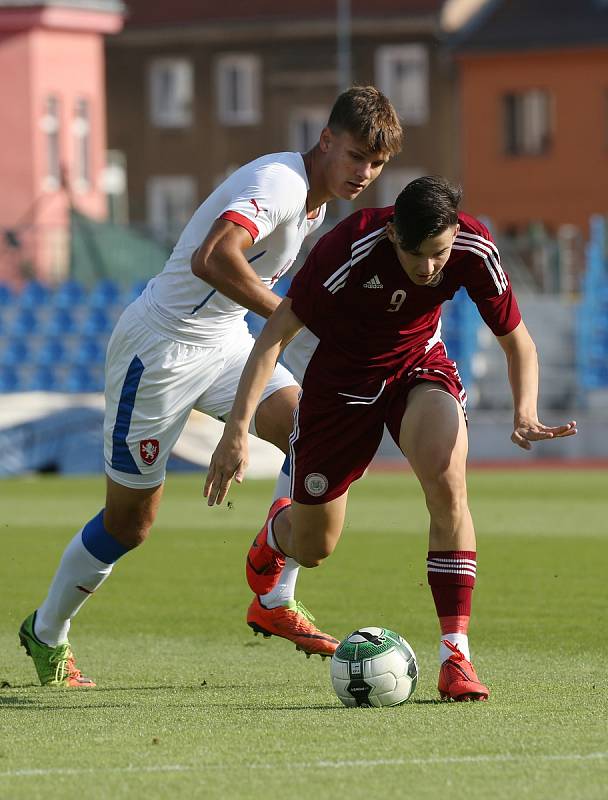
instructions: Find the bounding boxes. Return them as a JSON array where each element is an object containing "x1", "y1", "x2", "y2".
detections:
[{"x1": 19, "y1": 86, "x2": 403, "y2": 686}]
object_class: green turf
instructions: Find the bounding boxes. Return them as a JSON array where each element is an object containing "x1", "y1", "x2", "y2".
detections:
[{"x1": 1, "y1": 470, "x2": 606, "y2": 799}]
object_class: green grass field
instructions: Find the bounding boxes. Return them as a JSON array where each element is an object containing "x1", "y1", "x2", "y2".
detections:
[{"x1": 1, "y1": 470, "x2": 606, "y2": 799}]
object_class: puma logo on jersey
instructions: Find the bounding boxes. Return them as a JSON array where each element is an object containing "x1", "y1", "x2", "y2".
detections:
[
  {"x1": 363, "y1": 275, "x2": 383, "y2": 289},
  {"x1": 249, "y1": 199, "x2": 267, "y2": 217}
]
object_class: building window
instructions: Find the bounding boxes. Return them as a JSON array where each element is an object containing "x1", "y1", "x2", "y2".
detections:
[
  {"x1": 376, "y1": 167, "x2": 425, "y2": 208},
  {"x1": 216, "y1": 54, "x2": 261, "y2": 125},
  {"x1": 41, "y1": 96, "x2": 61, "y2": 190},
  {"x1": 147, "y1": 176, "x2": 197, "y2": 242},
  {"x1": 289, "y1": 107, "x2": 329, "y2": 152},
  {"x1": 375, "y1": 45, "x2": 429, "y2": 125},
  {"x1": 73, "y1": 98, "x2": 91, "y2": 192},
  {"x1": 102, "y1": 150, "x2": 128, "y2": 225},
  {"x1": 148, "y1": 58, "x2": 193, "y2": 128},
  {"x1": 503, "y1": 90, "x2": 552, "y2": 156}
]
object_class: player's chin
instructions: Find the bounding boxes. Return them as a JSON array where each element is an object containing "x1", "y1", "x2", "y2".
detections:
[{"x1": 342, "y1": 184, "x2": 365, "y2": 199}]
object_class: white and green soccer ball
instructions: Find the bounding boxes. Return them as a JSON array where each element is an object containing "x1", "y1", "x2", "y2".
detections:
[{"x1": 330, "y1": 627, "x2": 418, "y2": 707}]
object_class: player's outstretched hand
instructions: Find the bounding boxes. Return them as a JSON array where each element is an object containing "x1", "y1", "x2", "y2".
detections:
[
  {"x1": 511, "y1": 418, "x2": 577, "y2": 451},
  {"x1": 203, "y1": 434, "x2": 249, "y2": 506}
]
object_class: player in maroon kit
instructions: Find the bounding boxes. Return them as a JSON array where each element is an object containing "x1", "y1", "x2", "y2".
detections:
[{"x1": 204, "y1": 176, "x2": 577, "y2": 701}]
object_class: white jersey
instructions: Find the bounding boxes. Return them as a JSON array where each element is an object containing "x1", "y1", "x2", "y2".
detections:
[{"x1": 137, "y1": 151, "x2": 326, "y2": 344}]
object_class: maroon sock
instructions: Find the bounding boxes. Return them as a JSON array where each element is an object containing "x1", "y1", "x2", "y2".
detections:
[{"x1": 427, "y1": 550, "x2": 476, "y2": 634}]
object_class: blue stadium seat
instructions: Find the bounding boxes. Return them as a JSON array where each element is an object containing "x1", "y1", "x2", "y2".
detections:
[
  {"x1": 88, "y1": 279, "x2": 121, "y2": 309},
  {"x1": 18, "y1": 280, "x2": 51, "y2": 310},
  {"x1": 0, "y1": 283, "x2": 14, "y2": 307},
  {"x1": 62, "y1": 365, "x2": 101, "y2": 393},
  {"x1": 20, "y1": 365, "x2": 58, "y2": 391},
  {"x1": 42, "y1": 308, "x2": 78, "y2": 336},
  {"x1": 51, "y1": 280, "x2": 87, "y2": 310},
  {"x1": 31, "y1": 336, "x2": 67, "y2": 367},
  {"x1": 71, "y1": 335, "x2": 106, "y2": 366},
  {"x1": 7, "y1": 307, "x2": 41, "y2": 336},
  {"x1": 0, "y1": 365, "x2": 19, "y2": 392},
  {"x1": 81, "y1": 307, "x2": 114, "y2": 335},
  {"x1": 0, "y1": 337, "x2": 29, "y2": 367}
]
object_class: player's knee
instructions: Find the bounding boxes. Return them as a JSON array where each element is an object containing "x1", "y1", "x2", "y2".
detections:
[
  {"x1": 293, "y1": 538, "x2": 335, "y2": 568},
  {"x1": 103, "y1": 505, "x2": 156, "y2": 549},
  {"x1": 420, "y1": 466, "x2": 467, "y2": 517}
]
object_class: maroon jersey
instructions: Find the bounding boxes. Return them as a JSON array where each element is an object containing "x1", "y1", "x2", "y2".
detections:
[{"x1": 287, "y1": 207, "x2": 521, "y2": 394}]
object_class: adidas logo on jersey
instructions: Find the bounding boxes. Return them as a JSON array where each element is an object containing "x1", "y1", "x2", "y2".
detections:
[{"x1": 363, "y1": 275, "x2": 383, "y2": 289}]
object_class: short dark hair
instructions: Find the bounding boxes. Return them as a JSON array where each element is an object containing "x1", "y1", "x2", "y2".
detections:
[
  {"x1": 393, "y1": 176, "x2": 462, "y2": 251},
  {"x1": 327, "y1": 85, "x2": 403, "y2": 157}
]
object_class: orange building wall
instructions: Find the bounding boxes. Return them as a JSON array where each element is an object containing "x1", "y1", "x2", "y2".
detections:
[{"x1": 459, "y1": 48, "x2": 608, "y2": 235}]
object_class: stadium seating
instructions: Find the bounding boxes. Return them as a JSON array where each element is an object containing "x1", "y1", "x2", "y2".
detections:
[
  {"x1": 88, "y1": 278, "x2": 121, "y2": 309},
  {"x1": 0, "y1": 364, "x2": 18, "y2": 391},
  {"x1": 0, "y1": 278, "x2": 141, "y2": 393},
  {"x1": 18, "y1": 280, "x2": 50, "y2": 309},
  {"x1": 51, "y1": 279, "x2": 86, "y2": 309},
  {"x1": 576, "y1": 215, "x2": 608, "y2": 395},
  {"x1": 0, "y1": 283, "x2": 13, "y2": 308}
]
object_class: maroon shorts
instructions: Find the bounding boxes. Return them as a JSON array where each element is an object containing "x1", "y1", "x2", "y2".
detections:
[{"x1": 289, "y1": 353, "x2": 467, "y2": 505}]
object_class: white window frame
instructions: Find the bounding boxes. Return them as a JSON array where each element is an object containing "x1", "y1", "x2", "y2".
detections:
[
  {"x1": 147, "y1": 176, "x2": 197, "y2": 242},
  {"x1": 503, "y1": 89, "x2": 552, "y2": 156},
  {"x1": 289, "y1": 106, "x2": 329, "y2": 153},
  {"x1": 375, "y1": 44, "x2": 429, "y2": 125},
  {"x1": 41, "y1": 95, "x2": 61, "y2": 191},
  {"x1": 216, "y1": 53, "x2": 261, "y2": 126},
  {"x1": 148, "y1": 58, "x2": 193, "y2": 128},
  {"x1": 376, "y1": 167, "x2": 425, "y2": 208},
  {"x1": 72, "y1": 97, "x2": 91, "y2": 192}
]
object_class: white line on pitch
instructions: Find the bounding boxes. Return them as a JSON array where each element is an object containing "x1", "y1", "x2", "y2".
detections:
[{"x1": 1, "y1": 752, "x2": 607, "y2": 779}]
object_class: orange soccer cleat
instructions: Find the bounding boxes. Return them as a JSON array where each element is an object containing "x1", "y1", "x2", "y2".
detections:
[
  {"x1": 247, "y1": 596, "x2": 339, "y2": 659},
  {"x1": 438, "y1": 640, "x2": 489, "y2": 702},
  {"x1": 245, "y1": 497, "x2": 291, "y2": 595}
]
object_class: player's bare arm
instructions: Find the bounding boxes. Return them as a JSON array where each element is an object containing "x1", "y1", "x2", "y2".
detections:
[
  {"x1": 191, "y1": 218, "x2": 283, "y2": 318},
  {"x1": 497, "y1": 321, "x2": 577, "y2": 450},
  {"x1": 204, "y1": 298, "x2": 304, "y2": 506}
]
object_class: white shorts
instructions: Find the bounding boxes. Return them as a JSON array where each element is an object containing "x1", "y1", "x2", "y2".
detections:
[
  {"x1": 103, "y1": 303, "x2": 297, "y2": 488},
  {"x1": 282, "y1": 328, "x2": 320, "y2": 385}
]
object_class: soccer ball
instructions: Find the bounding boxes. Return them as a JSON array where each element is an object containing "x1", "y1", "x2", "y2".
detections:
[{"x1": 330, "y1": 627, "x2": 418, "y2": 707}]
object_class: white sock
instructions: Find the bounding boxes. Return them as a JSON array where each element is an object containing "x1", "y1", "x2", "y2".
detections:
[
  {"x1": 261, "y1": 558, "x2": 300, "y2": 608},
  {"x1": 272, "y1": 458, "x2": 291, "y2": 502},
  {"x1": 264, "y1": 461, "x2": 300, "y2": 609},
  {"x1": 35, "y1": 531, "x2": 114, "y2": 646},
  {"x1": 440, "y1": 632, "x2": 470, "y2": 664}
]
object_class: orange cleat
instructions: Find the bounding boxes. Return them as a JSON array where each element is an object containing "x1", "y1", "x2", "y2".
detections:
[
  {"x1": 247, "y1": 596, "x2": 339, "y2": 659},
  {"x1": 438, "y1": 640, "x2": 489, "y2": 701},
  {"x1": 245, "y1": 497, "x2": 291, "y2": 595}
]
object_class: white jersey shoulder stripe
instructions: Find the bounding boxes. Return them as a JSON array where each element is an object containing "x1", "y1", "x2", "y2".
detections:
[
  {"x1": 351, "y1": 225, "x2": 387, "y2": 258},
  {"x1": 454, "y1": 232, "x2": 507, "y2": 291},
  {"x1": 452, "y1": 243, "x2": 503, "y2": 294},
  {"x1": 324, "y1": 229, "x2": 386, "y2": 294},
  {"x1": 453, "y1": 239, "x2": 507, "y2": 295},
  {"x1": 456, "y1": 229, "x2": 500, "y2": 259}
]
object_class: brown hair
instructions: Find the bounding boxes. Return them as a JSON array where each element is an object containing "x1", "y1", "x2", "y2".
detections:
[{"x1": 327, "y1": 85, "x2": 403, "y2": 157}]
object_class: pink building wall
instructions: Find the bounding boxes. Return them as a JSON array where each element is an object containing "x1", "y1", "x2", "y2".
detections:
[{"x1": 0, "y1": 5, "x2": 123, "y2": 287}]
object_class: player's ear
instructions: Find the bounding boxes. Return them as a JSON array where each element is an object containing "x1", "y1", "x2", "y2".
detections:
[
  {"x1": 453, "y1": 223, "x2": 460, "y2": 241},
  {"x1": 318, "y1": 127, "x2": 333, "y2": 153},
  {"x1": 386, "y1": 222, "x2": 397, "y2": 244}
]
